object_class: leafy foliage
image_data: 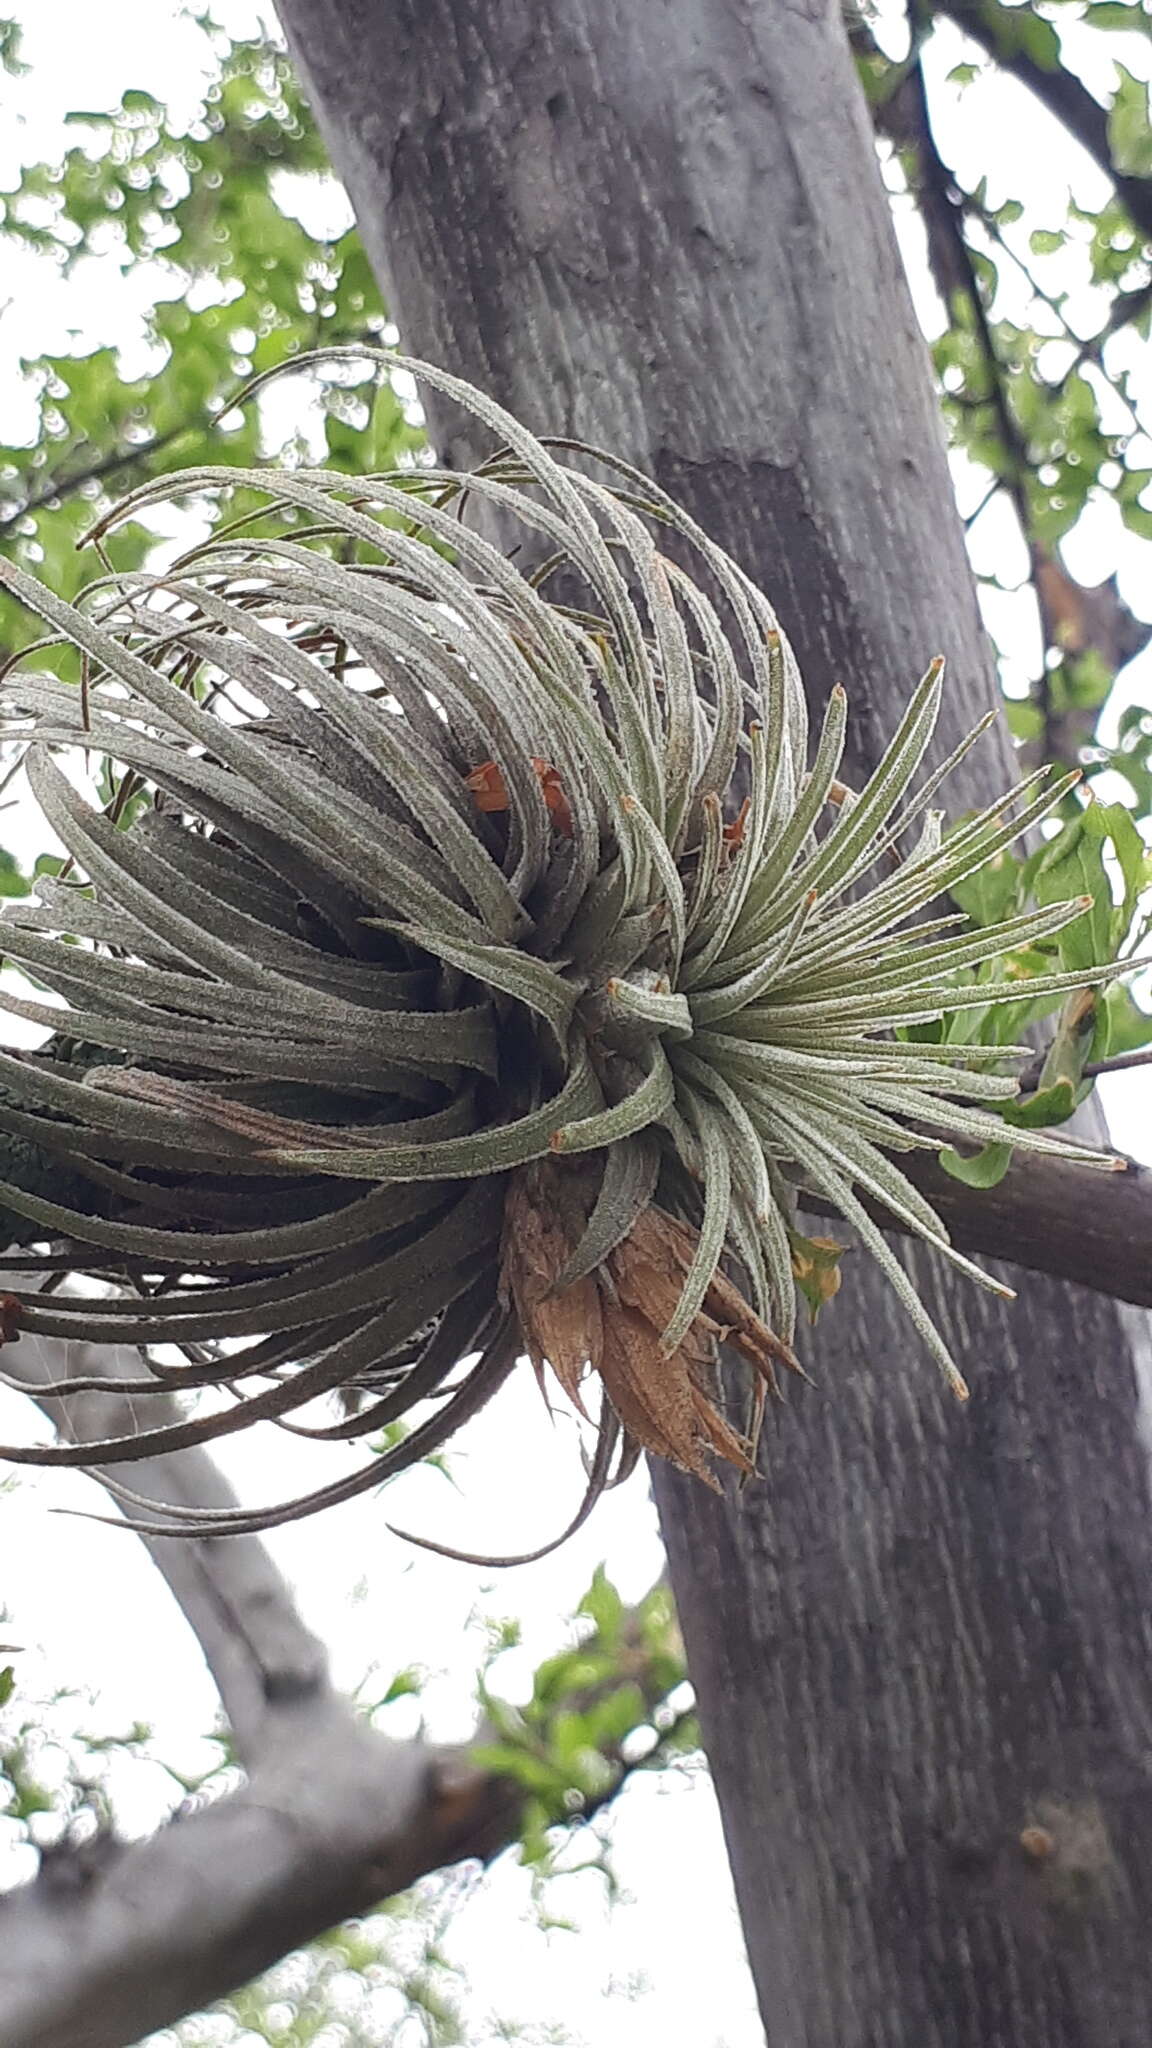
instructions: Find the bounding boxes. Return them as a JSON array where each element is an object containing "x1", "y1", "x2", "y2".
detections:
[
  {"x1": 0, "y1": 22, "x2": 416, "y2": 686},
  {"x1": 0, "y1": 1571, "x2": 690, "y2": 2048},
  {"x1": 850, "y1": 0, "x2": 1152, "y2": 1083},
  {"x1": 0, "y1": 1643, "x2": 212, "y2": 1871},
  {"x1": 934, "y1": 783, "x2": 1152, "y2": 1134},
  {"x1": 855, "y1": 0, "x2": 1152, "y2": 813},
  {"x1": 473, "y1": 1571, "x2": 692, "y2": 1867},
  {"x1": 166, "y1": 1895, "x2": 573, "y2": 2048}
]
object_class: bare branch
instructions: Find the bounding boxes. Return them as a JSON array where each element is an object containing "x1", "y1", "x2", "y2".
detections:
[
  {"x1": 0, "y1": 1317, "x2": 520, "y2": 2048},
  {"x1": 0, "y1": 427, "x2": 194, "y2": 545},
  {"x1": 12, "y1": 1321, "x2": 332, "y2": 1760},
  {"x1": 1083, "y1": 1046, "x2": 1152, "y2": 1080},
  {"x1": 0, "y1": 1713, "x2": 515, "y2": 2048},
  {"x1": 800, "y1": 1143, "x2": 1152, "y2": 1309}
]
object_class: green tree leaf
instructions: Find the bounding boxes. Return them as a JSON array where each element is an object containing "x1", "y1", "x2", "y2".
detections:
[{"x1": 938, "y1": 1141, "x2": 1014, "y2": 1188}]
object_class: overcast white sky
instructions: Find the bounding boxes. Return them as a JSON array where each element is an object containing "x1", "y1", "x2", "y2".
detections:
[{"x1": 0, "y1": 6, "x2": 1150, "y2": 2046}]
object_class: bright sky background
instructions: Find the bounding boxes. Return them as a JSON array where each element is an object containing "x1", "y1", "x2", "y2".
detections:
[{"x1": 0, "y1": 6, "x2": 1150, "y2": 2047}]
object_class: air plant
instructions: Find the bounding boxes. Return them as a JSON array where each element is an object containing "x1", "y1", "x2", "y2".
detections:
[{"x1": 0, "y1": 352, "x2": 1123, "y2": 1547}]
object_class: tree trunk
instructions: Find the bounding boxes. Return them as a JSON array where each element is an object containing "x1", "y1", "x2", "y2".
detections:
[{"x1": 272, "y1": 2, "x2": 1152, "y2": 2040}]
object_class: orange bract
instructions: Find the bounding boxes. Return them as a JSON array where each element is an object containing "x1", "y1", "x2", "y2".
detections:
[
  {"x1": 465, "y1": 757, "x2": 575, "y2": 837},
  {"x1": 723, "y1": 796, "x2": 751, "y2": 848}
]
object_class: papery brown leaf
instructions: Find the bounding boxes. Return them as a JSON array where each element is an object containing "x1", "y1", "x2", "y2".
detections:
[
  {"x1": 701, "y1": 1260, "x2": 805, "y2": 1386},
  {"x1": 501, "y1": 1159, "x2": 603, "y2": 1411},
  {"x1": 612, "y1": 1204, "x2": 802, "y2": 1388},
  {"x1": 527, "y1": 1277, "x2": 602, "y2": 1417},
  {"x1": 598, "y1": 1302, "x2": 705, "y2": 1469},
  {"x1": 606, "y1": 1209, "x2": 695, "y2": 1332},
  {"x1": 503, "y1": 1168, "x2": 800, "y2": 1489},
  {"x1": 500, "y1": 1164, "x2": 573, "y2": 1316},
  {"x1": 596, "y1": 1300, "x2": 751, "y2": 1489}
]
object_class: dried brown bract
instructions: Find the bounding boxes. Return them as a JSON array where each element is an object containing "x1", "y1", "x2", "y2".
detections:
[{"x1": 502, "y1": 1160, "x2": 801, "y2": 1489}]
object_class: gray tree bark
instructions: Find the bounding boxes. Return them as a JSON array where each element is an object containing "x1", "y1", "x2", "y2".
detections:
[{"x1": 271, "y1": 2, "x2": 1152, "y2": 2043}]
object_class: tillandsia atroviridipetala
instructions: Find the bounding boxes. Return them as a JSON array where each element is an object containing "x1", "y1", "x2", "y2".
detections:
[{"x1": 0, "y1": 351, "x2": 1131, "y2": 1552}]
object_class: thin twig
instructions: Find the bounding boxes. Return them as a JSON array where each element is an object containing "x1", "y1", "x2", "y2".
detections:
[
  {"x1": 0, "y1": 323, "x2": 383, "y2": 544},
  {"x1": 881, "y1": 56, "x2": 1061, "y2": 746},
  {"x1": 1083, "y1": 1046, "x2": 1152, "y2": 1080},
  {"x1": 0, "y1": 425, "x2": 195, "y2": 543}
]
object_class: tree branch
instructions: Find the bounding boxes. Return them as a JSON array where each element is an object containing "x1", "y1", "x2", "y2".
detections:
[
  {"x1": 0, "y1": 1712, "x2": 515, "y2": 2048},
  {"x1": 865, "y1": 45, "x2": 1152, "y2": 760},
  {"x1": 800, "y1": 1142, "x2": 1152, "y2": 1310},
  {"x1": 872, "y1": 59, "x2": 1050, "y2": 598},
  {"x1": 930, "y1": 0, "x2": 1152, "y2": 241},
  {"x1": 1085, "y1": 1045, "x2": 1152, "y2": 1079},
  {"x1": 0, "y1": 1316, "x2": 521, "y2": 2048},
  {"x1": 0, "y1": 427, "x2": 194, "y2": 546},
  {"x1": 14, "y1": 1322, "x2": 332, "y2": 1761}
]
